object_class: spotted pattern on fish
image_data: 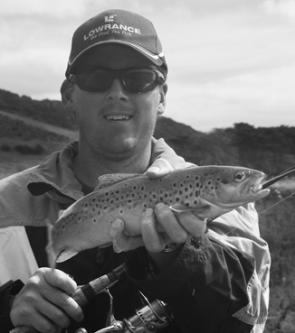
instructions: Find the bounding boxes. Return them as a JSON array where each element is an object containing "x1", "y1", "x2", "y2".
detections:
[{"x1": 48, "y1": 165, "x2": 269, "y2": 265}]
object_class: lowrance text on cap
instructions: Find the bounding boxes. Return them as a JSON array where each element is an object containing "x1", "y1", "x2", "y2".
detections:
[{"x1": 66, "y1": 9, "x2": 167, "y2": 75}]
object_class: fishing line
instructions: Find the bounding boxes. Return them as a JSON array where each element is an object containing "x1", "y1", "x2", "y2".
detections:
[
  {"x1": 258, "y1": 165, "x2": 295, "y2": 215},
  {"x1": 259, "y1": 190, "x2": 295, "y2": 215}
]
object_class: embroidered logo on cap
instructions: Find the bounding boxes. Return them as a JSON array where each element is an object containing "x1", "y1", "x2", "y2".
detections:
[
  {"x1": 83, "y1": 13, "x2": 142, "y2": 41},
  {"x1": 104, "y1": 15, "x2": 116, "y2": 23}
]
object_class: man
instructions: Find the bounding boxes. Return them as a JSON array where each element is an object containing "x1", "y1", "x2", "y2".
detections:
[{"x1": 0, "y1": 9, "x2": 270, "y2": 333}]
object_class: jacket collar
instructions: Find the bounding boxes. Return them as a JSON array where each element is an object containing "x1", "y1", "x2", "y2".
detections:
[
  {"x1": 27, "y1": 141, "x2": 83, "y2": 202},
  {"x1": 26, "y1": 138, "x2": 162, "y2": 203}
]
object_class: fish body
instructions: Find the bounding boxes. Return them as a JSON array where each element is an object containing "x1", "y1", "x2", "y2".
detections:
[{"x1": 48, "y1": 165, "x2": 269, "y2": 265}]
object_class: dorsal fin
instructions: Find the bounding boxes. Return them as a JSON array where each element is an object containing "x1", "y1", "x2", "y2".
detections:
[{"x1": 95, "y1": 173, "x2": 140, "y2": 190}]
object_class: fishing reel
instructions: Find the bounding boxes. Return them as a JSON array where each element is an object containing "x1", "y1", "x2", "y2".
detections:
[
  {"x1": 73, "y1": 267, "x2": 171, "y2": 333},
  {"x1": 75, "y1": 294, "x2": 171, "y2": 333}
]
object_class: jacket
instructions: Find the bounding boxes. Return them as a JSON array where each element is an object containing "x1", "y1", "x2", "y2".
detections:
[{"x1": 0, "y1": 138, "x2": 270, "y2": 333}]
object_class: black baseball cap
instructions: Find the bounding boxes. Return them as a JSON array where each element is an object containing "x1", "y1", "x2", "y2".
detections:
[{"x1": 66, "y1": 9, "x2": 167, "y2": 76}]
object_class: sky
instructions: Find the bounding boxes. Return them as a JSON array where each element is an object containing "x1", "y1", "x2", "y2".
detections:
[{"x1": 1, "y1": 0, "x2": 295, "y2": 132}]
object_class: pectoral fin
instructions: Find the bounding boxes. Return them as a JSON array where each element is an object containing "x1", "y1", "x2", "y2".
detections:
[
  {"x1": 46, "y1": 222, "x2": 79, "y2": 267},
  {"x1": 170, "y1": 203, "x2": 212, "y2": 215},
  {"x1": 55, "y1": 249, "x2": 79, "y2": 263}
]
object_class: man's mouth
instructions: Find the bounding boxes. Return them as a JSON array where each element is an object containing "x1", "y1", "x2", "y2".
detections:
[{"x1": 104, "y1": 115, "x2": 132, "y2": 121}]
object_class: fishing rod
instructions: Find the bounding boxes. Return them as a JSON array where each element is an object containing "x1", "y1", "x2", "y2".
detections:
[
  {"x1": 262, "y1": 165, "x2": 295, "y2": 189},
  {"x1": 258, "y1": 165, "x2": 295, "y2": 214}
]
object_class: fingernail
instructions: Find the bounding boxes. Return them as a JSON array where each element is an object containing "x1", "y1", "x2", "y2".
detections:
[
  {"x1": 113, "y1": 241, "x2": 123, "y2": 253},
  {"x1": 110, "y1": 219, "x2": 123, "y2": 237},
  {"x1": 144, "y1": 208, "x2": 153, "y2": 217},
  {"x1": 155, "y1": 202, "x2": 166, "y2": 209},
  {"x1": 147, "y1": 166, "x2": 160, "y2": 174}
]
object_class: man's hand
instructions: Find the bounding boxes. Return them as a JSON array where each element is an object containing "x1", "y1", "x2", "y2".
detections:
[
  {"x1": 148, "y1": 138, "x2": 194, "y2": 178},
  {"x1": 110, "y1": 202, "x2": 207, "y2": 269},
  {"x1": 110, "y1": 153, "x2": 202, "y2": 256},
  {"x1": 142, "y1": 203, "x2": 207, "y2": 253},
  {"x1": 141, "y1": 203, "x2": 207, "y2": 269},
  {"x1": 145, "y1": 157, "x2": 175, "y2": 178},
  {"x1": 145, "y1": 157, "x2": 194, "y2": 178},
  {"x1": 10, "y1": 268, "x2": 83, "y2": 333}
]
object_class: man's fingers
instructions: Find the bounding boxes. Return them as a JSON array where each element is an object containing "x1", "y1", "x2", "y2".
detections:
[
  {"x1": 110, "y1": 218, "x2": 144, "y2": 252},
  {"x1": 109, "y1": 209, "x2": 206, "y2": 255},
  {"x1": 11, "y1": 306, "x2": 59, "y2": 333},
  {"x1": 40, "y1": 285, "x2": 83, "y2": 322},
  {"x1": 28, "y1": 311, "x2": 59, "y2": 333},
  {"x1": 142, "y1": 208, "x2": 165, "y2": 252},
  {"x1": 40, "y1": 268, "x2": 83, "y2": 322},
  {"x1": 33, "y1": 296, "x2": 70, "y2": 330},
  {"x1": 145, "y1": 158, "x2": 174, "y2": 178},
  {"x1": 177, "y1": 212, "x2": 207, "y2": 239},
  {"x1": 42, "y1": 268, "x2": 77, "y2": 295},
  {"x1": 154, "y1": 203, "x2": 188, "y2": 244},
  {"x1": 10, "y1": 290, "x2": 67, "y2": 333},
  {"x1": 19, "y1": 268, "x2": 84, "y2": 323}
]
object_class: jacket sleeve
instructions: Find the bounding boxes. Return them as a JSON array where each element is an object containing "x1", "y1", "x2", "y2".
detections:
[
  {"x1": 125, "y1": 232, "x2": 255, "y2": 333},
  {"x1": 0, "y1": 279, "x2": 24, "y2": 331},
  {"x1": 148, "y1": 140, "x2": 270, "y2": 332},
  {"x1": 210, "y1": 203, "x2": 271, "y2": 333},
  {"x1": 150, "y1": 137, "x2": 195, "y2": 169}
]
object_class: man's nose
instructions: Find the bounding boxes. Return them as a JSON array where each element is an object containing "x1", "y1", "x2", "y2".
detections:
[{"x1": 105, "y1": 78, "x2": 128, "y2": 100}]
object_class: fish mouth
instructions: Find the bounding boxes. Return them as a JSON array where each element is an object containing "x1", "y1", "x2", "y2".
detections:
[
  {"x1": 248, "y1": 173, "x2": 266, "y2": 193},
  {"x1": 249, "y1": 174, "x2": 270, "y2": 197},
  {"x1": 210, "y1": 200, "x2": 246, "y2": 209},
  {"x1": 250, "y1": 182, "x2": 264, "y2": 193},
  {"x1": 250, "y1": 185, "x2": 270, "y2": 199}
]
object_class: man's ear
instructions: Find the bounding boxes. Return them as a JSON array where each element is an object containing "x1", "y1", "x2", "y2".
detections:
[
  {"x1": 158, "y1": 83, "x2": 168, "y2": 116},
  {"x1": 60, "y1": 79, "x2": 74, "y2": 106},
  {"x1": 60, "y1": 79, "x2": 76, "y2": 123}
]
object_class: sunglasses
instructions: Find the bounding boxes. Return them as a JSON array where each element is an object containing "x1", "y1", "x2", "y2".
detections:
[{"x1": 68, "y1": 68, "x2": 166, "y2": 94}]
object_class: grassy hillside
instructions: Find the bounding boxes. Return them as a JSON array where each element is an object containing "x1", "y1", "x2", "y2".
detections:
[
  {"x1": 0, "y1": 88, "x2": 295, "y2": 332},
  {"x1": 0, "y1": 113, "x2": 70, "y2": 156},
  {"x1": 0, "y1": 88, "x2": 75, "y2": 129}
]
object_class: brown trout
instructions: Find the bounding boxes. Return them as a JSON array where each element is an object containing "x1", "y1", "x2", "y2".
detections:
[{"x1": 47, "y1": 165, "x2": 270, "y2": 266}]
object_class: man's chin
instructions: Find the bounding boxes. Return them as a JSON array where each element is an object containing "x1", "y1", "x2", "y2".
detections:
[
  {"x1": 104, "y1": 137, "x2": 138, "y2": 156},
  {"x1": 121, "y1": 137, "x2": 137, "y2": 149}
]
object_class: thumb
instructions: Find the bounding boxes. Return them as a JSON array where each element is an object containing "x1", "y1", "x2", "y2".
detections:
[{"x1": 145, "y1": 158, "x2": 174, "y2": 178}]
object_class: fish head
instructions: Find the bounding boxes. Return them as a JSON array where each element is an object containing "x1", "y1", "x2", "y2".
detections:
[
  {"x1": 205, "y1": 166, "x2": 270, "y2": 209},
  {"x1": 193, "y1": 166, "x2": 270, "y2": 219}
]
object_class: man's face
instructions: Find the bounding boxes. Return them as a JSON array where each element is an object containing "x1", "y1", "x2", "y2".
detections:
[{"x1": 70, "y1": 44, "x2": 166, "y2": 159}]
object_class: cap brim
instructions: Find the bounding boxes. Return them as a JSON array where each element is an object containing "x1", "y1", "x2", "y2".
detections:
[{"x1": 67, "y1": 40, "x2": 165, "y2": 75}]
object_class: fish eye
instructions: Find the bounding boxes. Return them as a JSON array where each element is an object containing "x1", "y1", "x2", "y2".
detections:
[{"x1": 234, "y1": 171, "x2": 247, "y2": 182}]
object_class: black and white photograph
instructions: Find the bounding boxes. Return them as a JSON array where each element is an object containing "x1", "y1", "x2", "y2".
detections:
[{"x1": 0, "y1": 1, "x2": 295, "y2": 332}]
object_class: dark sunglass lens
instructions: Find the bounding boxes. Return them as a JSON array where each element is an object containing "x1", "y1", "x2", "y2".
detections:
[
  {"x1": 123, "y1": 70, "x2": 157, "y2": 92},
  {"x1": 77, "y1": 70, "x2": 113, "y2": 92},
  {"x1": 73, "y1": 69, "x2": 163, "y2": 93}
]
